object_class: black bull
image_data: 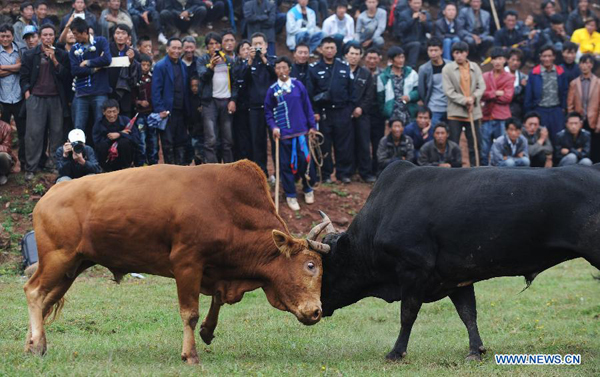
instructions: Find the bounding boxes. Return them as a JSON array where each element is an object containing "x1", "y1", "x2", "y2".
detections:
[{"x1": 320, "y1": 161, "x2": 600, "y2": 361}]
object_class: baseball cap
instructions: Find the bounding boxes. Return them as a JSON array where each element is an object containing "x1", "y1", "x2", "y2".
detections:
[
  {"x1": 22, "y1": 25, "x2": 38, "y2": 39},
  {"x1": 68, "y1": 129, "x2": 86, "y2": 144}
]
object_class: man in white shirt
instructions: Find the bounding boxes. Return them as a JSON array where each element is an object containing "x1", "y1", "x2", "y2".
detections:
[{"x1": 322, "y1": 0, "x2": 354, "y2": 57}]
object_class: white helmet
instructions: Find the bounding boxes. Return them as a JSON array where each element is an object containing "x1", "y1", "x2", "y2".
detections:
[{"x1": 68, "y1": 129, "x2": 86, "y2": 144}]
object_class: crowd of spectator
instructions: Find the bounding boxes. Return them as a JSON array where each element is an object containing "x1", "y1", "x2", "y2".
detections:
[{"x1": 2, "y1": 0, "x2": 600, "y2": 210}]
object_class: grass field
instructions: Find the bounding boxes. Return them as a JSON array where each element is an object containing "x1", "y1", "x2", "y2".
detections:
[{"x1": 1, "y1": 260, "x2": 599, "y2": 376}]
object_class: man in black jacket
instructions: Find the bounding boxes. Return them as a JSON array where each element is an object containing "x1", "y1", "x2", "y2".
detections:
[
  {"x1": 307, "y1": 37, "x2": 355, "y2": 183},
  {"x1": 418, "y1": 123, "x2": 462, "y2": 167},
  {"x1": 107, "y1": 24, "x2": 140, "y2": 118},
  {"x1": 160, "y1": 0, "x2": 207, "y2": 36},
  {"x1": 345, "y1": 44, "x2": 375, "y2": 183},
  {"x1": 20, "y1": 24, "x2": 70, "y2": 179},
  {"x1": 290, "y1": 42, "x2": 310, "y2": 87},
  {"x1": 59, "y1": 0, "x2": 98, "y2": 34},
  {"x1": 555, "y1": 111, "x2": 592, "y2": 166},
  {"x1": 239, "y1": 32, "x2": 277, "y2": 175},
  {"x1": 393, "y1": 0, "x2": 432, "y2": 68},
  {"x1": 55, "y1": 128, "x2": 102, "y2": 182}
]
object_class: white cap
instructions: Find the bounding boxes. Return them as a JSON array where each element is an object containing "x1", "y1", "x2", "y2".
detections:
[{"x1": 68, "y1": 129, "x2": 86, "y2": 144}]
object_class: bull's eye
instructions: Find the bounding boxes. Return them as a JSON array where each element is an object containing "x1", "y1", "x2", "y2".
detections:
[{"x1": 307, "y1": 262, "x2": 315, "y2": 270}]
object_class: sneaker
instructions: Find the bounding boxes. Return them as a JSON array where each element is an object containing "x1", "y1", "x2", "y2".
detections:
[
  {"x1": 322, "y1": 177, "x2": 333, "y2": 184},
  {"x1": 286, "y1": 197, "x2": 300, "y2": 211},
  {"x1": 188, "y1": 30, "x2": 198, "y2": 38},
  {"x1": 363, "y1": 175, "x2": 376, "y2": 183},
  {"x1": 158, "y1": 32, "x2": 168, "y2": 45},
  {"x1": 25, "y1": 172, "x2": 34, "y2": 181},
  {"x1": 207, "y1": 22, "x2": 213, "y2": 30},
  {"x1": 0, "y1": 175, "x2": 7, "y2": 185},
  {"x1": 341, "y1": 177, "x2": 351, "y2": 184},
  {"x1": 304, "y1": 191, "x2": 314, "y2": 204}
]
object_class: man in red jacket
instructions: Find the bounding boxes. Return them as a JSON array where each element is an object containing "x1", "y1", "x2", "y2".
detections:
[
  {"x1": 481, "y1": 47, "x2": 514, "y2": 166},
  {"x1": 0, "y1": 104, "x2": 16, "y2": 185}
]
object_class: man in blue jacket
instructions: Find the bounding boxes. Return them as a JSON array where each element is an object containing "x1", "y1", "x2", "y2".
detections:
[
  {"x1": 152, "y1": 37, "x2": 190, "y2": 165},
  {"x1": 524, "y1": 45, "x2": 569, "y2": 143},
  {"x1": 69, "y1": 17, "x2": 112, "y2": 133},
  {"x1": 265, "y1": 56, "x2": 317, "y2": 211}
]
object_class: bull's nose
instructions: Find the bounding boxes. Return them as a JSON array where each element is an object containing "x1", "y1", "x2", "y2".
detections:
[{"x1": 312, "y1": 308, "x2": 322, "y2": 321}]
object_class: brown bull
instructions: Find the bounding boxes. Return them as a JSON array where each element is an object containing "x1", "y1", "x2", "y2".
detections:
[{"x1": 24, "y1": 160, "x2": 331, "y2": 364}]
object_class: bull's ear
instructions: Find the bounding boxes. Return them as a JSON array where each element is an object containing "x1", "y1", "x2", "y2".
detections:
[{"x1": 272, "y1": 230, "x2": 294, "y2": 258}]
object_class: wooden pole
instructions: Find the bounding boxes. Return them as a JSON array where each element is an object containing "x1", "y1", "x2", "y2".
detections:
[
  {"x1": 275, "y1": 138, "x2": 280, "y2": 214},
  {"x1": 489, "y1": 0, "x2": 501, "y2": 32},
  {"x1": 469, "y1": 112, "x2": 481, "y2": 167}
]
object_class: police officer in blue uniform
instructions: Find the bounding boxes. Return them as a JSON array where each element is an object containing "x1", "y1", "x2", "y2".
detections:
[{"x1": 307, "y1": 36, "x2": 355, "y2": 183}]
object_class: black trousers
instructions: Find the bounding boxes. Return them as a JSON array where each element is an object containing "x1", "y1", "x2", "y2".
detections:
[
  {"x1": 233, "y1": 107, "x2": 251, "y2": 161},
  {"x1": 321, "y1": 106, "x2": 354, "y2": 180},
  {"x1": 161, "y1": 110, "x2": 189, "y2": 149},
  {"x1": 279, "y1": 137, "x2": 317, "y2": 198},
  {"x1": 403, "y1": 41, "x2": 426, "y2": 69},
  {"x1": 353, "y1": 113, "x2": 372, "y2": 178},
  {"x1": 160, "y1": 9, "x2": 206, "y2": 33},
  {"x1": 95, "y1": 137, "x2": 135, "y2": 172},
  {"x1": 160, "y1": 109, "x2": 189, "y2": 164},
  {"x1": 248, "y1": 107, "x2": 268, "y2": 175},
  {"x1": 530, "y1": 152, "x2": 547, "y2": 168},
  {"x1": 1, "y1": 101, "x2": 25, "y2": 166},
  {"x1": 584, "y1": 119, "x2": 600, "y2": 163},
  {"x1": 448, "y1": 118, "x2": 482, "y2": 167}
]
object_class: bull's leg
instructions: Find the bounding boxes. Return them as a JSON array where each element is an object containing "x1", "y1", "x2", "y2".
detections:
[
  {"x1": 386, "y1": 295, "x2": 423, "y2": 361},
  {"x1": 174, "y1": 267, "x2": 203, "y2": 365},
  {"x1": 449, "y1": 285, "x2": 486, "y2": 361},
  {"x1": 200, "y1": 295, "x2": 223, "y2": 345},
  {"x1": 23, "y1": 253, "x2": 80, "y2": 355}
]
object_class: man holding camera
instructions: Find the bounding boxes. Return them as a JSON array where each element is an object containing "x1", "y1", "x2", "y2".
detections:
[
  {"x1": 20, "y1": 24, "x2": 70, "y2": 180},
  {"x1": 239, "y1": 32, "x2": 276, "y2": 175},
  {"x1": 55, "y1": 128, "x2": 101, "y2": 182},
  {"x1": 197, "y1": 32, "x2": 237, "y2": 164},
  {"x1": 393, "y1": 0, "x2": 432, "y2": 69}
]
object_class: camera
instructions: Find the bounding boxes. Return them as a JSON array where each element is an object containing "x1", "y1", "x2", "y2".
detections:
[
  {"x1": 214, "y1": 49, "x2": 221, "y2": 56},
  {"x1": 256, "y1": 46, "x2": 262, "y2": 54},
  {"x1": 72, "y1": 141, "x2": 84, "y2": 154}
]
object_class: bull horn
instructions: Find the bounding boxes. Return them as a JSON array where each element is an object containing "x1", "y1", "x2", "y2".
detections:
[
  {"x1": 318, "y1": 210, "x2": 337, "y2": 234},
  {"x1": 307, "y1": 220, "x2": 332, "y2": 241},
  {"x1": 307, "y1": 239, "x2": 331, "y2": 254}
]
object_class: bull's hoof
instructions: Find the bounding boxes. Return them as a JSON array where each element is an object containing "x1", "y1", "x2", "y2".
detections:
[
  {"x1": 199, "y1": 326, "x2": 215, "y2": 345},
  {"x1": 25, "y1": 339, "x2": 47, "y2": 356},
  {"x1": 466, "y1": 347, "x2": 486, "y2": 361},
  {"x1": 181, "y1": 351, "x2": 199, "y2": 365},
  {"x1": 385, "y1": 350, "x2": 407, "y2": 362}
]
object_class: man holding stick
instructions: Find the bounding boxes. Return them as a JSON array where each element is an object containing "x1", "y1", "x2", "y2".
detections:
[
  {"x1": 442, "y1": 41, "x2": 486, "y2": 167},
  {"x1": 265, "y1": 56, "x2": 318, "y2": 212}
]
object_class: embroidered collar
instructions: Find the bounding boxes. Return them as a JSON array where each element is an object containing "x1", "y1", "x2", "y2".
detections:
[{"x1": 73, "y1": 35, "x2": 97, "y2": 57}]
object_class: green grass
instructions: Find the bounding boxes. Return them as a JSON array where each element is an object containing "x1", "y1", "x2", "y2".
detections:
[{"x1": 1, "y1": 260, "x2": 598, "y2": 376}]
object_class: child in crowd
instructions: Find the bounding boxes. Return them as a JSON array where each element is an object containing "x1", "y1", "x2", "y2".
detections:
[
  {"x1": 134, "y1": 54, "x2": 158, "y2": 165},
  {"x1": 189, "y1": 76, "x2": 204, "y2": 165}
]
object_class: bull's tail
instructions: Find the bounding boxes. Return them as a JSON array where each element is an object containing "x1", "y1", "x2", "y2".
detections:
[{"x1": 44, "y1": 297, "x2": 65, "y2": 325}]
